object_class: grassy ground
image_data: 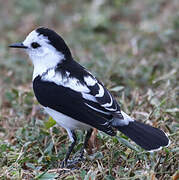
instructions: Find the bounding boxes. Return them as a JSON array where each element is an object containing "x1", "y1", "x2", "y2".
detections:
[{"x1": 0, "y1": 0, "x2": 179, "y2": 179}]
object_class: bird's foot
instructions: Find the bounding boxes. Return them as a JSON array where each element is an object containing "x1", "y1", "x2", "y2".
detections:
[
  {"x1": 61, "y1": 160, "x2": 67, "y2": 168},
  {"x1": 61, "y1": 157, "x2": 84, "y2": 169},
  {"x1": 60, "y1": 149, "x2": 86, "y2": 169},
  {"x1": 72, "y1": 155, "x2": 85, "y2": 163},
  {"x1": 71, "y1": 150, "x2": 86, "y2": 162}
]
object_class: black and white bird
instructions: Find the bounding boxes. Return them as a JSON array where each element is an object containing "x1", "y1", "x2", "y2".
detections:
[{"x1": 9, "y1": 27, "x2": 170, "y2": 167}]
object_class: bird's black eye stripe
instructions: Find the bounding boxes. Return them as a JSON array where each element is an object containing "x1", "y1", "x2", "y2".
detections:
[{"x1": 31, "y1": 42, "x2": 41, "y2": 49}]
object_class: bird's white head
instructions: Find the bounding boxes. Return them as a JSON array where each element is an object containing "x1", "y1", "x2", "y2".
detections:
[{"x1": 9, "y1": 27, "x2": 72, "y2": 79}]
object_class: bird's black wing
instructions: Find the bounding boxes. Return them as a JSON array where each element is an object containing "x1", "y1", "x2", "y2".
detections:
[
  {"x1": 56, "y1": 60, "x2": 123, "y2": 118},
  {"x1": 83, "y1": 76, "x2": 122, "y2": 115},
  {"x1": 33, "y1": 75, "x2": 116, "y2": 136}
]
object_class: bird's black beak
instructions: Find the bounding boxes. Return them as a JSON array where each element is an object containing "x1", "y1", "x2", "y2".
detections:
[{"x1": 9, "y1": 42, "x2": 28, "y2": 49}]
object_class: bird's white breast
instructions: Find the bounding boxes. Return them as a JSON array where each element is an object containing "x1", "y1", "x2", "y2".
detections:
[{"x1": 44, "y1": 107, "x2": 91, "y2": 130}]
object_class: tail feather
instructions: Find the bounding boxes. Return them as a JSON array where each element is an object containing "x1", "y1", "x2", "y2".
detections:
[{"x1": 115, "y1": 121, "x2": 170, "y2": 151}]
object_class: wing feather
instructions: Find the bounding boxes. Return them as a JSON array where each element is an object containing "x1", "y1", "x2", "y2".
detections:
[
  {"x1": 83, "y1": 75, "x2": 121, "y2": 114},
  {"x1": 33, "y1": 75, "x2": 116, "y2": 135},
  {"x1": 34, "y1": 60, "x2": 123, "y2": 132}
]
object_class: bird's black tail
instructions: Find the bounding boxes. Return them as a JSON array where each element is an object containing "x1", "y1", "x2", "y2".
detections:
[{"x1": 115, "y1": 121, "x2": 170, "y2": 151}]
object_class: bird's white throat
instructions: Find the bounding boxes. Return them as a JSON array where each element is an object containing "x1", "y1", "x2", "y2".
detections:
[{"x1": 30, "y1": 50, "x2": 64, "y2": 80}]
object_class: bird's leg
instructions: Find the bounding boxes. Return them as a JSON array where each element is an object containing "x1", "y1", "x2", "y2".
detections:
[
  {"x1": 61, "y1": 130, "x2": 77, "y2": 168},
  {"x1": 79, "y1": 128, "x2": 93, "y2": 159}
]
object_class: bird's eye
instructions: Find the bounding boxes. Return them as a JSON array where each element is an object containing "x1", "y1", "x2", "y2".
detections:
[{"x1": 31, "y1": 42, "x2": 41, "y2": 49}]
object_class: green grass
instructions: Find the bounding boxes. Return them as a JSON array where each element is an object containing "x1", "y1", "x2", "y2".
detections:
[{"x1": 0, "y1": 0, "x2": 178, "y2": 179}]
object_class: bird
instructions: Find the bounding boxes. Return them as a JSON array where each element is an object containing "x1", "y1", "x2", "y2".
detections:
[{"x1": 9, "y1": 27, "x2": 170, "y2": 167}]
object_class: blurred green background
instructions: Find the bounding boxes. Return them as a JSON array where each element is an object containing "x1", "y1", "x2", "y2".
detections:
[{"x1": 0, "y1": 0, "x2": 178, "y2": 179}]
